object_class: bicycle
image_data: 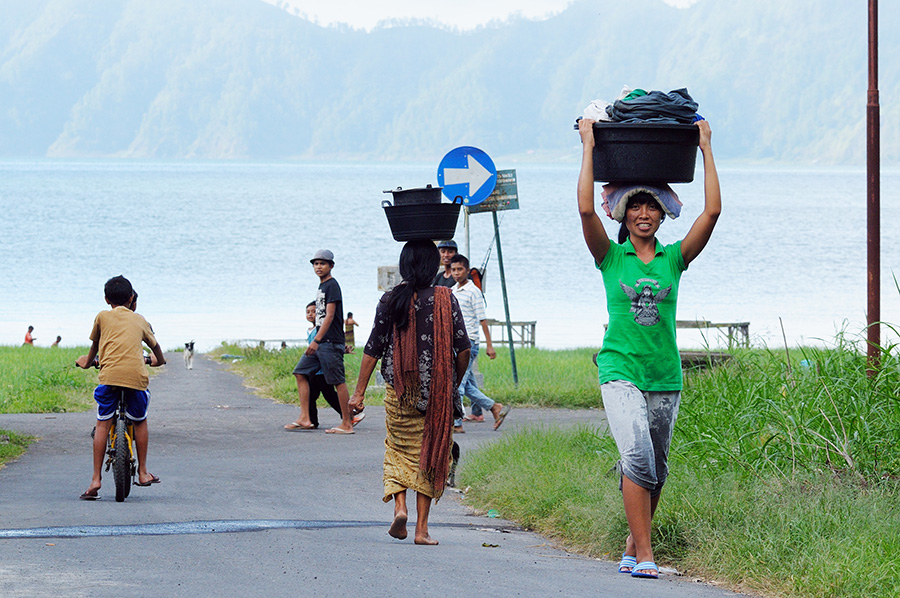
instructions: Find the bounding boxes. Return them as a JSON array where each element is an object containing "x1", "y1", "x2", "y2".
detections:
[
  {"x1": 106, "y1": 387, "x2": 136, "y2": 502},
  {"x1": 85, "y1": 355, "x2": 152, "y2": 502}
]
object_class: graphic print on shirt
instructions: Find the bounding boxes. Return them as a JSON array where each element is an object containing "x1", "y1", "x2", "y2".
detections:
[
  {"x1": 316, "y1": 287, "x2": 326, "y2": 328},
  {"x1": 619, "y1": 279, "x2": 671, "y2": 326}
]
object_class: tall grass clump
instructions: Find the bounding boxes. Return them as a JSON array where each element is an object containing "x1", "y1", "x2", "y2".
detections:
[
  {"x1": 459, "y1": 327, "x2": 900, "y2": 598},
  {"x1": 677, "y1": 328, "x2": 900, "y2": 481},
  {"x1": 0, "y1": 346, "x2": 97, "y2": 413}
]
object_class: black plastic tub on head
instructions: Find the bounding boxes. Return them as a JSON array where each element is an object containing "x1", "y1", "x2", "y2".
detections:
[
  {"x1": 382, "y1": 198, "x2": 462, "y2": 242},
  {"x1": 590, "y1": 122, "x2": 699, "y2": 183},
  {"x1": 383, "y1": 185, "x2": 442, "y2": 206}
]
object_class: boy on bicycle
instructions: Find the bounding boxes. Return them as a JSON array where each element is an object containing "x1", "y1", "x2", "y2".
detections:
[{"x1": 75, "y1": 275, "x2": 166, "y2": 500}]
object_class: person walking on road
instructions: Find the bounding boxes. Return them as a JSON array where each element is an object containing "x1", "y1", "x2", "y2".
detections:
[
  {"x1": 449, "y1": 253, "x2": 509, "y2": 433},
  {"x1": 350, "y1": 239, "x2": 470, "y2": 545},
  {"x1": 577, "y1": 117, "x2": 721, "y2": 579},
  {"x1": 285, "y1": 250, "x2": 355, "y2": 435}
]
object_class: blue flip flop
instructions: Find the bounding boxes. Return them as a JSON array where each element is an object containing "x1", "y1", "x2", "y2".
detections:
[
  {"x1": 618, "y1": 554, "x2": 637, "y2": 574},
  {"x1": 631, "y1": 561, "x2": 659, "y2": 579}
]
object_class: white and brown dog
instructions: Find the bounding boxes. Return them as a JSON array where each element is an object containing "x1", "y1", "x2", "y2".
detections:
[{"x1": 184, "y1": 341, "x2": 195, "y2": 370}]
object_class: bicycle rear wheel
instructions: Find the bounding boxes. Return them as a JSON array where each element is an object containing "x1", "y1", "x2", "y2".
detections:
[{"x1": 113, "y1": 417, "x2": 131, "y2": 502}]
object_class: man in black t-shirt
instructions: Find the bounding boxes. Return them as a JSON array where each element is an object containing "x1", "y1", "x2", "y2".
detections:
[
  {"x1": 433, "y1": 239, "x2": 458, "y2": 288},
  {"x1": 285, "y1": 249, "x2": 355, "y2": 434}
]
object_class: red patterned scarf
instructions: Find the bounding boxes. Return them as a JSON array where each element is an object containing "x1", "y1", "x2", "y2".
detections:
[{"x1": 392, "y1": 287, "x2": 454, "y2": 495}]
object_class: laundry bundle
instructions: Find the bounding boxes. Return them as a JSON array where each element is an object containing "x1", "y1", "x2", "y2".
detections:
[
  {"x1": 578, "y1": 86, "x2": 703, "y2": 185},
  {"x1": 583, "y1": 86, "x2": 701, "y2": 124}
]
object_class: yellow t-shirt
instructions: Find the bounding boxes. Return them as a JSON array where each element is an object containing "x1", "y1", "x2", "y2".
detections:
[{"x1": 90, "y1": 306, "x2": 158, "y2": 390}]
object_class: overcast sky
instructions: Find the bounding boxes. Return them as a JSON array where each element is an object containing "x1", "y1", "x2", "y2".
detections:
[{"x1": 263, "y1": 0, "x2": 699, "y2": 30}]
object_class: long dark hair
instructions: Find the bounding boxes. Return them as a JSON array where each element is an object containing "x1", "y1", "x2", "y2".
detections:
[
  {"x1": 617, "y1": 192, "x2": 665, "y2": 244},
  {"x1": 387, "y1": 239, "x2": 440, "y2": 330}
]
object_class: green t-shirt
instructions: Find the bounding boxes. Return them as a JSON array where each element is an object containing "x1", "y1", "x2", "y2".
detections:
[{"x1": 596, "y1": 238, "x2": 686, "y2": 391}]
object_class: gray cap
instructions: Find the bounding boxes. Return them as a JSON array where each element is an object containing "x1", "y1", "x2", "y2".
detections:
[
  {"x1": 437, "y1": 239, "x2": 457, "y2": 250},
  {"x1": 310, "y1": 249, "x2": 335, "y2": 264}
]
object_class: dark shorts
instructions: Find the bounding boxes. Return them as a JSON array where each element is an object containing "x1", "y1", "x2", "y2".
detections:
[
  {"x1": 94, "y1": 385, "x2": 150, "y2": 422},
  {"x1": 292, "y1": 341, "x2": 346, "y2": 385}
]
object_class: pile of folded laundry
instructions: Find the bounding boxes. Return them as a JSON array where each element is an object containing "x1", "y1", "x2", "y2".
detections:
[
  {"x1": 577, "y1": 86, "x2": 703, "y2": 193},
  {"x1": 582, "y1": 86, "x2": 701, "y2": 125}
]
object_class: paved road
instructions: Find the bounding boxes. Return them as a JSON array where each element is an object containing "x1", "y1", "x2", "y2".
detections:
[{"x1": 0, "y1": 354, "x2": 752, "y2": 598}]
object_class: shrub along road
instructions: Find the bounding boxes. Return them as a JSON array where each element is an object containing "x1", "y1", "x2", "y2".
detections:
[{"x1": 0, "y1": 354, "x2": 753, "y2": 597}]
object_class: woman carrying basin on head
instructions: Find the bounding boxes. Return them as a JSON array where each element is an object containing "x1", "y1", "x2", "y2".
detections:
[
  {"x1": 577, "y1": 117, "x2": 721, "y2": 579},
  {"x1": 349, "y1": 239, "x2": 470, "y2": 545}
]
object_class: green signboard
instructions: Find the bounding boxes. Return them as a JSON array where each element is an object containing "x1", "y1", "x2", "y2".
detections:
[{"x1": 466, "y1": 169, "x2": 519, "y2": 214}]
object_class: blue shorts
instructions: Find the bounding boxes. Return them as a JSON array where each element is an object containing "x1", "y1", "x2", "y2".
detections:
[{"x1": 94, "y1": 385, "x2": 150, "y2": 422}]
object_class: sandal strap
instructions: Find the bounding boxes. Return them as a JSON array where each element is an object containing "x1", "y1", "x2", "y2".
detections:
[
  {"x1": 618, "y1": 554, "x2": 637, "y2": 573},
  {"x1": 633, "y1": 561, "x2": 659, "y2": 573}
]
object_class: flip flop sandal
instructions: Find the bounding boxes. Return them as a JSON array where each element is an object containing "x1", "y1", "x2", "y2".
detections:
[
  {"x1": 493, "y1": 405, "x2": 511, "y2": 430},
  {"x1": 79, "y1": 491, "x2": 100, "y2": 501},
  {"x1": 631, "y1": 561, "x2": 659, "y2": 579},
  {"x1": 284, "y1": 422, "x2": 316, "y2": 431},
  {"x1": 325, "y1": 427, "x2": 354, "y2": 435},
  {"x1": 135, "y1": 474, "x2": 161, "y2": 487},
  {"x1": 618, "y1": 554, "x2": 637, "y2": 574}
]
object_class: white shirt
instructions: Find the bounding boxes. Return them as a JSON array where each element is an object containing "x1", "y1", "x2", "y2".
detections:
[{"x1": 452, "y1": 280, "x2": 486, "y2": 343}]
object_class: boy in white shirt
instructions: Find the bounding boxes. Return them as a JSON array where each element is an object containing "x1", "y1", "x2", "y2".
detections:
[{"x1": 449, "y1": 254, "x2": 510, "y2": 432}]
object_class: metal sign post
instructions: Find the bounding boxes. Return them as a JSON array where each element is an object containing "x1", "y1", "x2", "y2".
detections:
[
  {"x1": 470, "y1": 169, "x2": 520, "y2": 386},
  {"x1": 867, "y1": 0, "x2": 881, "y2": 373}
]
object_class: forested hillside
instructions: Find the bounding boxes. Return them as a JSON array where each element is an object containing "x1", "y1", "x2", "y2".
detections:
[{"x1": 0, "y1": 0, "x2": 897, "y2": 163}]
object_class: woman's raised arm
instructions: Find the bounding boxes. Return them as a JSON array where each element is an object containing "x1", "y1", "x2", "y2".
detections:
[
  {"x1": 680, "y1": 120, "x2": 721, "y2": 265},
  {"x1": 577, "y1": 119, "x2": 611, "y2": 265}
]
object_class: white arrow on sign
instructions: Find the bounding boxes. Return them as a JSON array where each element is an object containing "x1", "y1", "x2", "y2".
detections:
[{"x1": 443, "y1": 153, "x2": 492, "y2": 195}]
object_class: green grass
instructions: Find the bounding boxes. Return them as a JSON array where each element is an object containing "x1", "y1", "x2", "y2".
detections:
[
  {"x1": 0, "y1": 346, "x2": 98, "y2": 413},
  {"x1": 0, "y1": 345, "x2": 96, "y2": 468},
  {"x1": 459, "y1": 330, "x2": 900, "y2": 598},
  {"x1": 211, "y1": 343, "x2": 386, "y2": 405},
  {"x1": 460, "y1": 427, "x2": 900, "y2": 598},
  {"x1": 0, "y1": 429, "x2": 33, "y2": 470},
  {"x1": 211, "y1": 343, "x2": 602, "y2": 408},
  {"x1": 478, "y1": 347, "x2": 601, "y2": 407}
]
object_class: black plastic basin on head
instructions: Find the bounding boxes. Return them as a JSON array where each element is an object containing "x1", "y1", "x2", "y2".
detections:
[
  {"x1": 384, "y1": 185, "x2": 442, "y2": 206},
  {"x1": 590, "y1": 122, "x2": 699, "y2": 183},
  {"x1": 382, "y1": 200, "x2": 462, "y2": 242}
]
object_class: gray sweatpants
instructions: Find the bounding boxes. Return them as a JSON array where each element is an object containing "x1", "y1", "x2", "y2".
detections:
[{"x1": 601, "y1": 380, "x2": 681, "y2": 497}]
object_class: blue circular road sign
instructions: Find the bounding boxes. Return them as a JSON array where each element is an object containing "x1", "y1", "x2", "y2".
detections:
[{"x1": 437, "y1": 146, "x2": 497, "y2": 206}]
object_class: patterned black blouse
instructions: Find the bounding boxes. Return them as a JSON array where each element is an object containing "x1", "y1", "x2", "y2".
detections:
[{"x1": 364, "y1": 286, "x2": 471, "y2": 412}]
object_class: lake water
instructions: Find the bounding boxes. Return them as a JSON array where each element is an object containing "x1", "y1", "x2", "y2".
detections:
[{"x1": 1, "y1": 159, "x2": 899, "y2": 353}]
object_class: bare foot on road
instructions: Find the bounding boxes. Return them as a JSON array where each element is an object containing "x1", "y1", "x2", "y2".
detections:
[
  {"x1": 414, "y1": 533, "x2": 438, "y2": 545},
  {"x1": 389, "y1": 511, "x2": 408, "y2": 539}
]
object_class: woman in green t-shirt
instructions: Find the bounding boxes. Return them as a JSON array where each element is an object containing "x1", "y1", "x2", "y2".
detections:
[{"x1": 577, "y1": 118, "x2": 721, "y2": 579}]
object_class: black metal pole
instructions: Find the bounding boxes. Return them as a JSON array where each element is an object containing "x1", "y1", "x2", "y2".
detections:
[
  {"x1": 867, "y1": 0, "x2": 880, "y2": 372},
  {"x1": 492, "y1": 211, "x2": 518, "y2": 386}
]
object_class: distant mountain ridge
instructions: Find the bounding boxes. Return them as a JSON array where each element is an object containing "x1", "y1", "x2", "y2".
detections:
[{"x1": 0, "y1": 0, "x2": 897, "y2": 163}]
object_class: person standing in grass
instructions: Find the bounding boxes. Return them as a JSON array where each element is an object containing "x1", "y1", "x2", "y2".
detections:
[
  {"x1": 344, "y1": 312, "x2": 359, "y2": 353},
  {"x1": 24, "y1": 326, "x2": 35, "y2": 345},
  {"x1": 577, "y1": 117, "x2": 721, "y2": 579}
]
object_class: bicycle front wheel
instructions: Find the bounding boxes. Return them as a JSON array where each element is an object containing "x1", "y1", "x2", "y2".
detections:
[{"x1": 113, "y1": 417, "x2": 131, "y2": 502}]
